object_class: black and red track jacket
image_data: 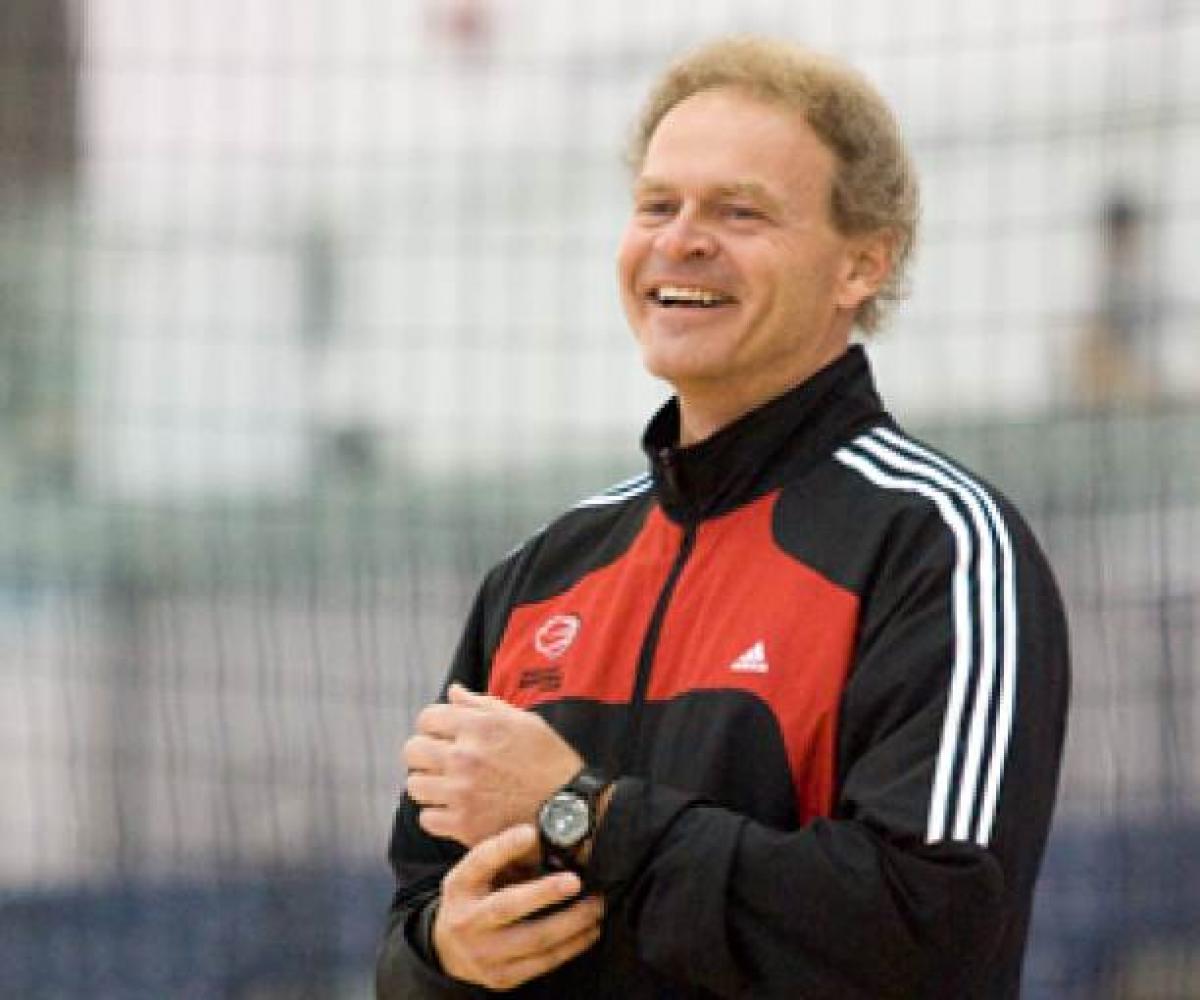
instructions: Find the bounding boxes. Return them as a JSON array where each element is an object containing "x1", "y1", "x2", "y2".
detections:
[{"x1": 377, "y1": 346, "x2": 1070, "y2": 999}]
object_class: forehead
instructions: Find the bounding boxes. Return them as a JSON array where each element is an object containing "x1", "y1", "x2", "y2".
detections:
[{"x1": 639, "y1": 87, "x2": 836, "y2": 202}]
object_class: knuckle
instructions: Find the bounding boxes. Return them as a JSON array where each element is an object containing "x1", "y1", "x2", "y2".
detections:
[
  {"x1": 448, "y1": 744, "x2": 482, "y2": 775},
  {"x1": 502, "y1": 826, "x2": 532, "y2": 857},
  {"x1": 483, "y1": 896, "x2": 512, "y2": 927},
  {"x1": 447, "y1": 899, "x2": 483, "y2": 934},
  {"x1": 402, "y1": 735, "x2": 425, "y2": 765},
  {"x1": 473, "y1": 835, "x2": 504, "y2": 872}
]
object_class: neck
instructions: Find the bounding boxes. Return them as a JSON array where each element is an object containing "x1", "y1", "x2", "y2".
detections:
[{"x1": 675, "y1": 341, "x2": 851, "y2": 447}]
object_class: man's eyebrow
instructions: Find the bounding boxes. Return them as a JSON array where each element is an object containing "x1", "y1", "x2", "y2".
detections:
[
  {"x1": 632, "y1": 177, "x2": 783, "y2": 212},
  {"x1": 714, "y1": 181, "x2": 783, "y2": 211}
]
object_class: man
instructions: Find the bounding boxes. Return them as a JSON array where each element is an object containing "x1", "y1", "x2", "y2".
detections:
[{"x1": 377, "y1": 36, "x2": 1069, "y2": 999}]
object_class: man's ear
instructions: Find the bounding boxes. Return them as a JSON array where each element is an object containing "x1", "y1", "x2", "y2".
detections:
[{"x1": 836, "y1": 229, "x2": 896, "y2": 312}]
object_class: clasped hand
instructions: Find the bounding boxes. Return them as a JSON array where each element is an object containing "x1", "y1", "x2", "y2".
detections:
[
  {"x1": 405, "y1": 682, "x2": 585, "y2": 847},
  {"x1": 431, "y1": 824, "x2": 605, "y2": 991},
  {"x1": 404, "y1": 683, "x2": 605, "y2": 988}
]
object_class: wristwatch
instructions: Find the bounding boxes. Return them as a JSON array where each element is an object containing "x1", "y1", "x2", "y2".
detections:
[{"x1": 537, "y1": 766, "x2": 611, "y2": 873}]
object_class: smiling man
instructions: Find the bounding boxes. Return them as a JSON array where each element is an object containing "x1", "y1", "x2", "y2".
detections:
[
  {"x1": 377, "y1": 36, "x2": 1069, "y2": 999},
  {"x1": 619, "y1": 85, "x2": 892, "y2": 445}
]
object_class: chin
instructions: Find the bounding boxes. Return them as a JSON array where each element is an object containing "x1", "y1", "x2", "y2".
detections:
[{"x1": 639, "y1": 347, "x2": 727, "y2": 389}]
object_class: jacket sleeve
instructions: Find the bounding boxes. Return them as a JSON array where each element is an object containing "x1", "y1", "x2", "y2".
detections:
[
  {"x1": 585, "y1": 501, "x2": 1070, "y2": 999},
  {"x1": 375, "y1": 573, "x2": 496, "y2": 1000}
]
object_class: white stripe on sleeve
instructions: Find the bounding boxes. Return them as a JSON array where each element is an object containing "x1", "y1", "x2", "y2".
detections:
[
  {"x1": 836, "y1": 431, "x2": 1016, "y2": 847},
  {"x1": 870, "y1": 427, "x2": 1018, "y2": 846}
]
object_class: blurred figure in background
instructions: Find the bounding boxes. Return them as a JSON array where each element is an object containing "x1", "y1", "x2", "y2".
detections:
[
  {"x1": 1075, "y1": 191, "x2": 1166, "y2": 409},
  {"x1": 0, "y1": 0, "x2": 79, "y2": 495}
]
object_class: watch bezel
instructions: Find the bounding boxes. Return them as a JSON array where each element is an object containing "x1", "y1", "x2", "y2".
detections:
[{"x1": 538, "y1": 790, "x2": 592, "y2": 850}]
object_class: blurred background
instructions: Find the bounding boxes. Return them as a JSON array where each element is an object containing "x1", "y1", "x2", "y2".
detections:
[{"x1": 1, "y1": 0, "x2": 1197, "y2": 996}]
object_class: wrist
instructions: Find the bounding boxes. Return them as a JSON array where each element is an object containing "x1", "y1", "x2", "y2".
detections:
[
  {"x1": 537, "y1": 767, "x2": 614, "y2": 874},
  {"x1": 575, "y1": 782, "x2": 614, "y2": 867}
]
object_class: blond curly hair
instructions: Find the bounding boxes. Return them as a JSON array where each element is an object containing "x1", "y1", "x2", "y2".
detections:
[{"x1": 629, "y1": 36, "x2": 919, "y2": 333}]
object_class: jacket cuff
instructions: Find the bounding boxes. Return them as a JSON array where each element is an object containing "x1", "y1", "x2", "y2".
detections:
[
  {"x1": 410, "y1": 894, "x2": 444, "y2": 972},
  {"x1": 376, "y1": 896, "x2": 480, "y2": 999},
  {"x1": 587, "y1": 777, "x2": 700, "y2": 891}
]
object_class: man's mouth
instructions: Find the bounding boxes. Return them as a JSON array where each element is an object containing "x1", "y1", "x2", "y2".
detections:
[{"x1": 648, "y1": 284, "x2": 737, "y2": 309}]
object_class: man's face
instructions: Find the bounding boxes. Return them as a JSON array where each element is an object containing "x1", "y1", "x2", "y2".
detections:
[{"x1": 617, "y1": 87, "x2": 879, "y2": 417}]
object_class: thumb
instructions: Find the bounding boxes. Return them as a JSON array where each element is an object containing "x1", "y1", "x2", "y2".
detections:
[
  {"x1": 448, "y1": 682, "x2": 508, "y2": 711},
  {"x1": 449, "y1": 824, "x2": 540, "y2": 896}
]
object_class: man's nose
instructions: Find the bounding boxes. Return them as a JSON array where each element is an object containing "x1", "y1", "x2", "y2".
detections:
[{"x1": 655, "y1": 209, "x2": 718, "y2": 261}]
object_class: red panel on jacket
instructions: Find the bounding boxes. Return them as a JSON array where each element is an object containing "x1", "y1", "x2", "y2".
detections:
[
  {"x1": 488, "y1": 494, "x2": 859, "y2": 822},
  {"x1": 490, "y1": 506, "x2": 683, "y2": 707},
  {"x1": 651, "y1": 493, "x2": 858, "y2": 821}
]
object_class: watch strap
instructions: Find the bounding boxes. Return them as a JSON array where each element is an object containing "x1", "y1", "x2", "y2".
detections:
[
  {"x1": 539, "y1": 765, "x2": 611, "y2": 873},
  {"x1": 565, "y1": 765, "x2": 610, "y2": 803}
]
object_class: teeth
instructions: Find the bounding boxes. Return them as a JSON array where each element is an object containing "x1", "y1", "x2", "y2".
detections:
[{"x1": 654, "y1": 285, "x2": 731, "y2": 307}]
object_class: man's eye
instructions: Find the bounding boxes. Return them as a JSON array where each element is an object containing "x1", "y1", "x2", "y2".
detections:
[
  {"x1": 723, "y1": 204, "x2": 763, "y2": 221},
  {"x1": 638, "y1": 200, "x2": 676, "y2": 217}
]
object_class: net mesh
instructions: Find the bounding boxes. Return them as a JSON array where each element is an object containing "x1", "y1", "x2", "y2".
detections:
[{"x1": 1, "y1": 1, "x2": 1198, "y2": 996}]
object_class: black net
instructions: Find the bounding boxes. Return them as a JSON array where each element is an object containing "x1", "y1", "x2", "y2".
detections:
[{"x1": 1, "y1": 2, "x2": 1197, "y2": 997}]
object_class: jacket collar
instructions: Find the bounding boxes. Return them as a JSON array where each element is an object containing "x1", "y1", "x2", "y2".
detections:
[{"x1": 642, "y1": 345, "x2": 887, "y2": 524}]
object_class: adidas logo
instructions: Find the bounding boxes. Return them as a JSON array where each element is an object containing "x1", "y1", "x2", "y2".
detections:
[{"x1": 728, "y1": 640, "x2": 769, "y2": 674}]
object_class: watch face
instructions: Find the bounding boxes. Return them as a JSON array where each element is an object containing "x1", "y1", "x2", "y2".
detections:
[{"x1": 540, "y1": 791, "x2": 591, "y2": 849}]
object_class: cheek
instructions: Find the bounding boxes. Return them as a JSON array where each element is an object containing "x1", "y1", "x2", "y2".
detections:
[
  {"x1": 616, "y1": 231, "x2": 649, "y2": 319},
  {"x1": 616, "y1": 226, "x2": 641, "y2": 286},
  {"x1": 769, "y1": 247, "x2": 839, "y2": 313}
]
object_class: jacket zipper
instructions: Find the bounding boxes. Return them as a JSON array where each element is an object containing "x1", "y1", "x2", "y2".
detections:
[{"x1": 619, "y1": 451, "x2": 698, "y2": 773}]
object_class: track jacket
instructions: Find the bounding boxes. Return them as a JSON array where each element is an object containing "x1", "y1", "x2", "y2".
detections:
[{"x1": 377, "y1": 346, "x2": 1070, "y2": 999}]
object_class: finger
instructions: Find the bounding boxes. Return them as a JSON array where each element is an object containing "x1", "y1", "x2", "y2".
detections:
[
  {"x1": 417, "y1": 805, "x2": 464, "y2": 842},
  {"x1": 415, "y1": 702, "x2": 467, "y2": 739},
  {"x1": 403, "y1": 734, "x2": 449, "y2": 773},
  {"x1": 420, "y1": 797, "x2": 475, "y2": 845},
  {"x1": 448, "y1": 682, "x2": 512, "y2": 713},
  {"x1": 445, "y1": 825, "x2": 540, "y2": 896},
  {"x1": 493, "y1": 918, "x2": 604, "y2": 987},
  {"x1": 528, "y1": 893, "x2": 605, "y2": 938},
  {"x1": 406, "y1": 772, "x2": 452, "y2": 806},
  {"x1": 480, "y1": 871, "x2": 583, "y2": 928},
  {"x1": 495, "y1": 893, "x2": 605, "y2": 958}
]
